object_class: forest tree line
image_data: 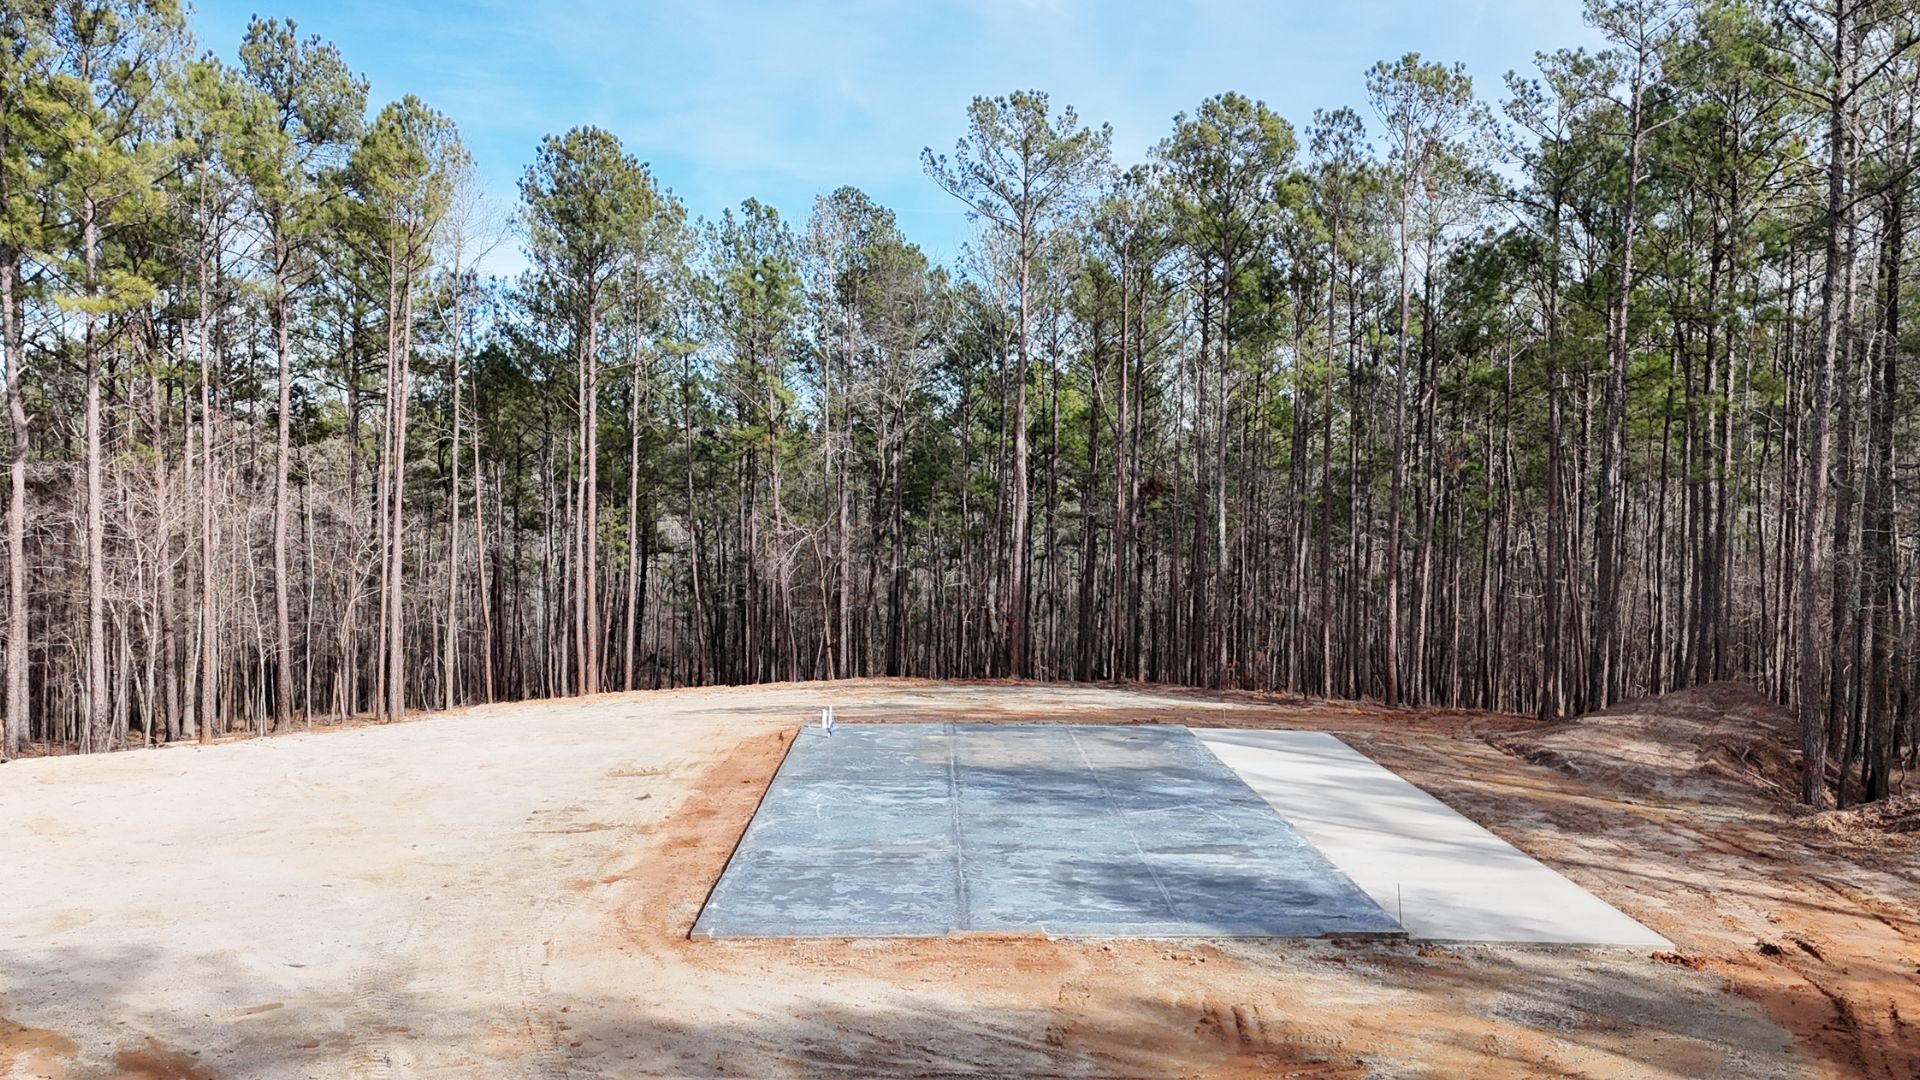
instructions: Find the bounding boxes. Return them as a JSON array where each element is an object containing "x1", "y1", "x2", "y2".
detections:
[{"x1": 1, "y1": 0, "x2": 1914, "y2": 807}]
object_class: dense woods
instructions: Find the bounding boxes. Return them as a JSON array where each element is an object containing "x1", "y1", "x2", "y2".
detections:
[{"x1": 2, "y1": 1, "x2": 1915, "y2": 807}]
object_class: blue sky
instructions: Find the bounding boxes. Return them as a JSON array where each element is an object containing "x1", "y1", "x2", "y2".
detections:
[{"x1": 186, "y1": 0, "x2": 1606, "y2": 273}]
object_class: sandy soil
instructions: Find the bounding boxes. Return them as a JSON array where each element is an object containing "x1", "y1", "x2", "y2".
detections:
[{"x1": 2, "y1": 679, "x2": 1914, "y2": 1078}]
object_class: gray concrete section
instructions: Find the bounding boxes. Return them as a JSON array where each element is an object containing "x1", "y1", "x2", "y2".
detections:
[
  {"x1": 1195, "y1": 729, "x2": 1670, "y2": 947},
  {"x1": 693, "y1": 723, "x2": 1403, "y2": 939},
  {"x1": 696, "y1": 724, "x2": 962, "y2": 937}
]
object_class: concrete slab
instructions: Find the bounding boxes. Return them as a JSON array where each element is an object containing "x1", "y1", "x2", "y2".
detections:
[
  {"x1": 1195, "y1": 729, "x2": 1670, "y2": 947},
  {"x1": 694, "y1": 723, "x2": 1403, "y2": 939}
]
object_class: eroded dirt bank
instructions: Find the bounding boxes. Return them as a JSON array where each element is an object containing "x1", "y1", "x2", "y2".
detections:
[{"x1": 3, "y1": 679, "x2": 1913, "y2": 1077}]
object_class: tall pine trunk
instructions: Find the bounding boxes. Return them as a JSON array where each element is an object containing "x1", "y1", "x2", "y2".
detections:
[
  {"x1": 1798, "y1": 5, "x2": 1853, "y2": 808},
  {"x1": 1591, "y1": 38, "x2": 1649, "y2": 713},
  {"x1": 81, "y1": 204, "x2": 109, "y2": 750},
  {"x1": 1, "y1": 244, "x2": 26, "y2": 758},
  {"x1": 272, "y1": 257, "x2": 295, "y2": 731}
]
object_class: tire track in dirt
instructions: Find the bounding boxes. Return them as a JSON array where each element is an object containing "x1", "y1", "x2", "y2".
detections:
[
  {"x1": 500, "y1": 894, "x2": 576, "y2": 1079},
  {"x1": 343, "y1": 921, "x2": 420, "y2": 1079}
]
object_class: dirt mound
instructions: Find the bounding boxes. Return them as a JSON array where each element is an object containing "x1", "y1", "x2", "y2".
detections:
[
  {"x1": 1493, "y1": 681, "x2": 1800, "y2": 806},
  {"x1": 1803, "y1": 792, "x2": 1920, "y2": 850}
]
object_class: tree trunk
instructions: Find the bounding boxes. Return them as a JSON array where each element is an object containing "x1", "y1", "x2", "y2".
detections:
[
  {"x1": 1591, "y1": 39, "x2": 1648, "y2": 713},
  {"x1": 1863, "y1": 175, "x2": 1902, "y2": 800},
  {"x1": 83, "y1": 203, "x2": 110, "y2": 750},
  {"x1": 1007, "y1": 233, "x2": 1032, "y2": 679},
  {"x1": 386, "y1": 259, "x2": 414, "y2": 723},
  {"x1": 197, "y1": 190, "x2": 217, "y2": 745},
  {"x1": 580, "y1": 299, "x2": 601, "y2": 695},
  {"x1": 1798, "y1": 6, "x2": 1853, "y2": 807},
  {"x1": 444, "y1": 283, "x2": 464, "y2": 711},
  {"x1": 1, "y1": 245, "x2": 26, "y2": 758},
  {"x1": 272, "y1": 259, "x2": 295, "y2": 730},
  {"x1": 1386, "y1": 180, "x2": 1409, "y2": 707},
  {"x1": 623, "y1": 325, "x2": 642, "y2": 691}
]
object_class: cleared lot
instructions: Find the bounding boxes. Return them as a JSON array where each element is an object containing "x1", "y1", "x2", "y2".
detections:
[{"x1": 1, "y1": 680, "x2": 1913, "y2": 1077}]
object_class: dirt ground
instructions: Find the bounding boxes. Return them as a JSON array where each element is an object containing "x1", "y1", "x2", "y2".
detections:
[{"x1": 2, "y1": 679, "x2": 1915, "y2": 1078}]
